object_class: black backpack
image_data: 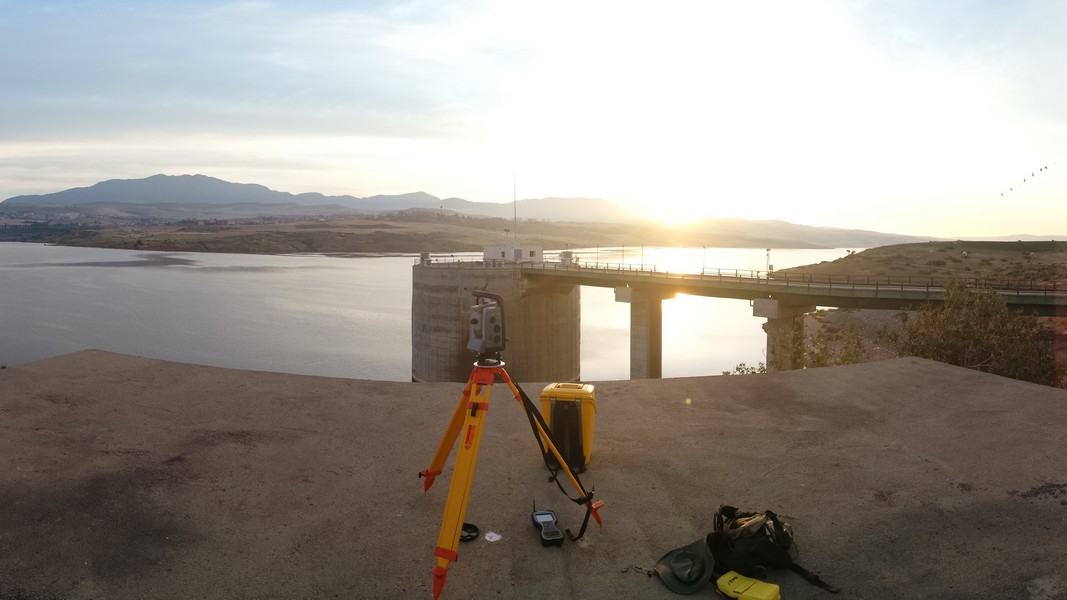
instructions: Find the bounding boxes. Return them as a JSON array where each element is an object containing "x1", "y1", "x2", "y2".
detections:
[{"x1": 708, "y1": 505, "x2": 839, "y2": 593}]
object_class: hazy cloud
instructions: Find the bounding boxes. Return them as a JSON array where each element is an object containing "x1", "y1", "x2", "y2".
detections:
[{"x1": 2, "y1": 0, "x2": 1066, "y2": 236}]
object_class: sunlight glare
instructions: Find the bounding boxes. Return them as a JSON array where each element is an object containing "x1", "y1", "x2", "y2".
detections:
[{"x1": 472, "y1": 0, "x2": 1045, "y2": 235}]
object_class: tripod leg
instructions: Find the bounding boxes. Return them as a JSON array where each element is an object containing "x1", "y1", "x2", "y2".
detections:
[
  {"x1": 419, "y1": 374, "x2": 475, "y2": 492},
  {"x1": 500, "y1": 373, "x2": 604, "y2": 531},
  {"x1": 431, "y1": 373, "x2": 493, "y2": 599},
  {"x1": 500, "y1": 376, "x2": 589, "y2": 498}
]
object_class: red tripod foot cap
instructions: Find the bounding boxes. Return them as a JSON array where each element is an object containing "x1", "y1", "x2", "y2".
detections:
[
  {"x1": 432, "y1": 566, "x2": 448, "y2": 599},
  {"x1": 419, "y1": 469, "x2": 441, "y2": 493},
  {"x1": 590, "y1": 500, "x2": 605, "y2": 527}
]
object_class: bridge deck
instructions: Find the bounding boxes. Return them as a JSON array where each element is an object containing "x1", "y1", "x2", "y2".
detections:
[{"x1": 517, "y1": 261, "x2": 1067, "y2": 315}]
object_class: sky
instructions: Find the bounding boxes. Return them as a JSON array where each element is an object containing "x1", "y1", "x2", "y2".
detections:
[{"x1": 2, "y1": 0, "x2": 1065, "y2": 238}]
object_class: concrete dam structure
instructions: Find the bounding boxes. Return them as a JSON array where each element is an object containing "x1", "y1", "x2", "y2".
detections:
[
  {"x1": 414, "y1": 249, "x2": 1067, "y2": 382},
  {"x1": 411, "y1": 254, "x2": 580, "y2": 383}
]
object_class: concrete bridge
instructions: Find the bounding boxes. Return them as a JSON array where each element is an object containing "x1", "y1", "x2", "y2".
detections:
[
  {"x1": 411, "y1": 256, "x2": 1067, "y2": 381},
  {"x1": 522, "y1": 261, "x2": 1067, "y2": 313},
  {"x1": 523, "y1": 259, "x2": 1067, "y2": 378}
]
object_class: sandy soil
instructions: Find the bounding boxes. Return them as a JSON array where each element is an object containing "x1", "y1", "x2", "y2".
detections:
[{"x1": 2, "y1": 350, "x2": 1066, "y2": 599}]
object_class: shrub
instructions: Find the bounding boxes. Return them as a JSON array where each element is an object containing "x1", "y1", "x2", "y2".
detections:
[{"x1": 891, "y1": 281, "x2": 1060, "y2": 386}]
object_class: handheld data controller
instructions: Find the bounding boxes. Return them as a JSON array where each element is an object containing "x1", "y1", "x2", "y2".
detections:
[{"x1": 531, "y1": 507, "x2": 564, "y2": 547}]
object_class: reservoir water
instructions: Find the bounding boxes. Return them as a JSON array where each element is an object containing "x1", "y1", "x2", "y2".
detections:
[{"x1": 0, "y1": 242, "x2": 855, "y2": 381}]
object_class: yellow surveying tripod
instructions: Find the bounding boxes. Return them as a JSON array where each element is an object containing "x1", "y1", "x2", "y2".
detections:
[{"x1": 418, "y1": 292, "x2": 604, "y2": 599}]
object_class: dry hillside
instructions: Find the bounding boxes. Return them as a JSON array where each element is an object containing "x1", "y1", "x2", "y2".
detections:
[{"x1": 776, "y1": 240, "x2": 1067, "y2": 285}]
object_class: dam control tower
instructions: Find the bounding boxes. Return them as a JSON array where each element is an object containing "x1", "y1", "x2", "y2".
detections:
[{"x1": 411, "y1": 245, "x2": 580, "y2": 383}]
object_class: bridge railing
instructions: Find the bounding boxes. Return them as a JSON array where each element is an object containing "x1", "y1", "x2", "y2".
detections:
[
  {"x1": 767, "y1": 272, "x2": 1063, "y2": 296},
  {"x1": 520, "y1": 259, "x2": 766, "y2": 278},
  {"x1": 522, "y1": 260, "x2": 1066, "y2": 297},
  {"x1": 418, "y1": 256, "x2": 1065, "y2": 297}
]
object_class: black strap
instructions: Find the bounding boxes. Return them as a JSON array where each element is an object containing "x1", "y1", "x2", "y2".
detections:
[
  {"x1": 515, "y1": 382, "x2": 592, "y2": 506},
  {"x1": 714, "y1": 505, "x2": 738, "y2": 533},
  {"x1": 565, "y1": 501, "x2": 596, "y2": 541},
  {"x1": 790, "y1": 562, "x2": 841, "y2": 593},
  {"x1": 515, "y1": 382, "x2": 601, "y2": 541}
]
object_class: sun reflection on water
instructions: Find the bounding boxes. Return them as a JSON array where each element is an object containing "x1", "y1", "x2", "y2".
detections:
[{"x1": 576, "y1": 246, "x2": 860, "y2": 380}]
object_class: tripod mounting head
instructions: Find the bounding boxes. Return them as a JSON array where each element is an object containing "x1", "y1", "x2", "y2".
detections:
[{"x1": 466, "y1": 291, "x2": 507, "y2": 357}]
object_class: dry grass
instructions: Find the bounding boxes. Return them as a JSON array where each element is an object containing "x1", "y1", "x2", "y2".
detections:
[{"x1": 777, "y1": 240, "x2": 1067, "y2": 285}]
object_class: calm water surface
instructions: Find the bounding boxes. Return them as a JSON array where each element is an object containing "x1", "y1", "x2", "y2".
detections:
[{"x1": 0, "y1": 243, "x2": 855, "y2": 380}]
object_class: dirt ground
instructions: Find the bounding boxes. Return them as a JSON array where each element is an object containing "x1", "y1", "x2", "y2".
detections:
[{"x1": 2, "y1": 350, "x2": 1065, "y2": 599}]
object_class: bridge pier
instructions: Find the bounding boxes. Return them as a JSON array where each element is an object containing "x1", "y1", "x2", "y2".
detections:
[
  {"x1": 616, "y1": 286, "x2": 675, "y2": 379},
  {"x1": 753, "y1": 298, "x2": 815, "y2": 372}
]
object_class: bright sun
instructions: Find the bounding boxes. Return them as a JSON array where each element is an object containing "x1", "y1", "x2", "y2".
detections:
[{"x1": 467, "y1": 0, "x2": 1039, "y2": 236}]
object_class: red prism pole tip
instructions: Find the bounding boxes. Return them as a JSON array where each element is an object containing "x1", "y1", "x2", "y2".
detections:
[{"x1": 431, "y1": 566, "x2": 448, "y2": 599}]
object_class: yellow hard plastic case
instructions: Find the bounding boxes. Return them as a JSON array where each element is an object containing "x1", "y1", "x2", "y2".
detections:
[
  {"x1": 539, "y1": 382, "x2": 597, "y2": 465},
  {"x1": 715, "y1": 571, "x2": 781, "y2": 600}
]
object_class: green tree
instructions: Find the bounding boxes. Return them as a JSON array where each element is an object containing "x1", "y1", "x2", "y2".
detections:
[
  {"x1": 766, "y1": 313, "x2": 871, "y2": 372},
  {"x1": 892, "y1": 280, "x2": 1060, "y2": 386},
  {"x1": 723, "y1": 361, "x2": 766, "y2": 375}
]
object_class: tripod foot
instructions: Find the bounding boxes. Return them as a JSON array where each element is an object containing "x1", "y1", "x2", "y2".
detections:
[
  {"x1": 419, "y1": 469, "x2": 441, "y2": 492},
  {"x1": 589, "y1": 500, "x2": 605, "y2": 527},
  {"x1": 431, "y1": 566, "x2": 448, "y2": 599}
]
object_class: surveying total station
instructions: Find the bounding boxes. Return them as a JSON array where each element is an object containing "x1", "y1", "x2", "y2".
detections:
[{"x1": 418, "y1": 291, "x2": 605, "y2": 599}]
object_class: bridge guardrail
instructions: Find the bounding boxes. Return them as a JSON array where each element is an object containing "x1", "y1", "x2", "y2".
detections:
[{"x1": 417, "y1": 256, "x2": 1066, "y2": 297}]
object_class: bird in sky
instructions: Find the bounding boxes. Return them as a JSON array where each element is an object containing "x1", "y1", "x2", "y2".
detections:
[{"x1": 1001, "y1": 163, "x2": 1056, "y2": 195}]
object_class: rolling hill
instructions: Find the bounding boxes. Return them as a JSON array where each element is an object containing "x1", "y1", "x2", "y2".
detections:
[{"x1": 2, "y1": 173, "x2": 933, "y2": 248}]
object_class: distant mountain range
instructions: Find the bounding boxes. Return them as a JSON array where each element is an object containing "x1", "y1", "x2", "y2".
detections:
[
  {"x1": 3, "y1": 173, "x2": 633, "y2": 221},
  {"x1": 3, "y1": 173, "x2": 945, "y2": 247}
]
